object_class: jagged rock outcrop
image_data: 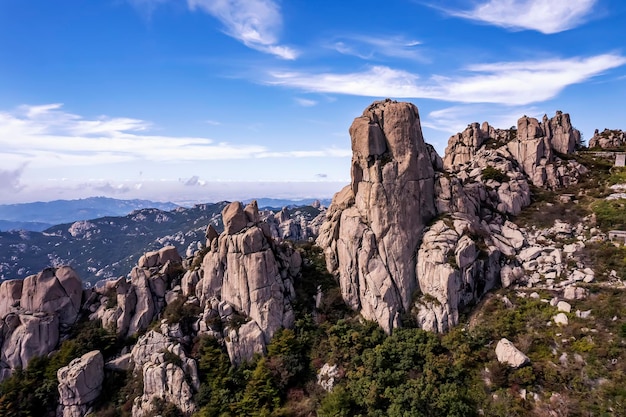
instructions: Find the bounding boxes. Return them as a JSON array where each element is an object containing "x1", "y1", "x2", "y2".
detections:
[
  {"x1": 261, "y1": 206, "x2": 326, "y2": 242},
  {"x1": 317, "y1": 100, "x2": 589, "y2": 335},
  {"x1": 0, "y1": 267, "x2": 82, "y2": 380},
  {"x1": 88, "y1": 246, "x2": 183, "y2": 338},
  {"x1": 196, "y1": 201, "x2": 299, "y2": 363},
  {"x1": 444, "y1": 112, "x2": 586, "y2": 190},
  {"x1": 131, "y1": 330, "x2": 199, "y2": 417},
  {"x1": 57, "y1": 350, "x2": 104, "y2": 417},
  {"x1": 589, "y1": 128, "x2": 626, "y2": 149},
  {"x1": 317, "y1": 99, "x2": 437, "y2": 332}
]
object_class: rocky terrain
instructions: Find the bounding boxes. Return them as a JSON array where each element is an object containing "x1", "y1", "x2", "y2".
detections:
[
  {"x1": 0, "y1": 100, "x2": 624, "y2": 416},
  {"x1": 0, "y1": 202, "x2": 324, "y2": 286},
  {"x1": 589, "y1": 128, "x2": 626, "y2": 149}
]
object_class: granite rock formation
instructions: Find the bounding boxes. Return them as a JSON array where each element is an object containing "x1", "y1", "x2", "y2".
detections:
[
  {"x1": 318, "y1": 100, "x2": 585, "y2": 334},
  {"x1": 196, "y1": 201, "x2": 299, "y2": 363},
  {"x1": 0, "y1": 266, "x2": 82, "y2": 380},
  {"x1": 57, "y1": 350, "x2": 104, "y2": 417},
  {"x1": 589, "y1": 128, "x2": 626, "y2": 149}
]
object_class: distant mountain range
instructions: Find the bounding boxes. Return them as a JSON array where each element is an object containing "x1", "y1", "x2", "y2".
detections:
[
  {"x1": 0, "y1": 203, "x2": 228, "y2": 286},
  {"x1": 0, "y1": 197, "x2": 332, "y2": 232},
  {"x1": 0, "y1": 198, "x2": 326, "y2": 286},
  {"x1": 0, "y1": 197, "x2": 179, "y2": 231}
]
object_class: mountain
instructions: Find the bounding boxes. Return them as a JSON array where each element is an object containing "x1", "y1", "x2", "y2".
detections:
[
  {"x1": 0, "y1": 197, "x2": 179, "y2": 231},
  {"x1": 0, "y1": 203, "x2": 226, "y2": 285},
  {"x1": 0, "y1": 101, "x2": 624, "y2": 417},
  {"x1": 0, "y1": 201, "x2": 325, "y2": 286}
]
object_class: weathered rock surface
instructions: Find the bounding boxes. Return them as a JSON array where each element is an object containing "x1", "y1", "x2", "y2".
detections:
[
  {"x1": 225, "y1": 320, "x2": 266, "y2": 365},
  {"x1": 0, "y1": 266, "x2": 83, "y2": 380},
  {"x1": 57, "y1": 350, "x2": 104, "y2": 417},
  {"x1": 415, "y1": 216, "x2": 501, "y2": 332},
  {"x1": 262, "y1": 206, "x2": 326, "y2": 242},
  {"x1": 88, "y1": 246, "x2": 184, "y2": 338},
  {"x1": 317, "y1": 100, "x2": 589, "y2": 335},
  {"x1": 496, "y1": 338, "x2": 530, "y2": 368},
  {"x1": 131, "y1": 330, "x2": 199, "y2": 417},
  {"x1": 196, "y1": 200, "x2": 299, "y2": 362},
  {"x1": 444, "y1": 112, "x2": 586, "y2": 190},
  {"x1": 317, "y1": 99, "x2": 437, "y2": 332},
  {"x1": 589, "y1": 128, "x2": 626, "y2": 149}
]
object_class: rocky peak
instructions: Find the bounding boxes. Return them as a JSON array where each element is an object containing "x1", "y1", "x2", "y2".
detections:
[
  {"x1": 444, "y1": 111, "x2": 585, "y2": 190},
  {"x1": 197, "y1": 200, "x2": 299, "y2": 363},
  {"x1": 317, "y1": 99, "x2": 437, "y2": 332},
  {"x1": 589, "y1": 128, "x2": 626, "y2": 149}
]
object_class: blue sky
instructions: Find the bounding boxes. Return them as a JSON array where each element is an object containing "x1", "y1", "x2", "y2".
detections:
[{"x1": 1, "y1": 0, "x2": 625, "y2": 204}]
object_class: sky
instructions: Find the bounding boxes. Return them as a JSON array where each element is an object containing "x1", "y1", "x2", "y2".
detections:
[{"x1": 1, "y1": 0, "x2": 625, "y2": 205}]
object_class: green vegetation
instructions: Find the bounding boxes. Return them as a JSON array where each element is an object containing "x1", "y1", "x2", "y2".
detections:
[
  {"x1": 592, "y1": 199, "x2": 626, "y2": 230},
  {"x1": 481, "y1": 166, "x2": 508, "y2": 183},
  {"x1": 609, "y1": 167, "x2": 626, "y2": 185},
  {"x1": 0, "y1": 320, "x2": 118, "y2": 416}
]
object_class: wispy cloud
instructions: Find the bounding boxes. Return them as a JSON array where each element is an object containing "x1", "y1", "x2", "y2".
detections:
[
  {"x1": 331, "y1": 35, "x2": 424, "y2": 60},
  {"x1": 0, "y1": 164, "x2": 26, "y2": 192},
  {"x1": 422, "y1": 104, "x2": 541, "y2": 134},
  {"x1": 268, "y1": 53, "x2": 626, "y2": 105},
  {"x1": 440, "y1": 0, "x2": 597, "y2": 34},
  {"x1": 187, "y1": 0, "x2": 298, "y2": 59},
  {"x1": 294, "y1": 98, "x2": 318, "y2": 107},
  {"x1": 0, "y1": 104, "x2": 349, "y2": 169}
]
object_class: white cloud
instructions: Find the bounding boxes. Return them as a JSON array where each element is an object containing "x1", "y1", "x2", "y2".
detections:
[
  {"x1": 0, "y1": 164, "x2": 26, "y2": 192},
  {"x1": 423, "y1": 104, "x2": 542, "y2": 133},
  {"x1": 331, "y1": 35, "x2": 424, "y2": 60},
  {"x1": 442, "y1": 0, "x2": 597, "y2": 34},
  {"x1": 187, "y1": 0, "x2": 298, "y2": 59},
  {"x1": 268, "y1": 54, "x2": 626, "y2": 105},
  {"x1": 0, "y1": 104, "x2": 349, "y2": 169},
  {"x1": 294, "y1": 98, "x2": 318, "y2": 107}
]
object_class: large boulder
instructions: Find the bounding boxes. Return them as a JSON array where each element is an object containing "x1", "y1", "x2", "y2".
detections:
[
  {"x1": 0, "y1": 266, "x2": 83, "y2": 381},
  {"x1": 57, "y1": 350, "x2": 104, "y2": 417},
  {"x1": 415, "y1": 216, "x2": 501, "y2": 332},
  {"x1": 131, "y1": 331, "x2": 199, "y2": 417},
  {"x1": 317, "y1": 99, "x2": 437, "y2": 332},
  {"x1": 20, "y1": 266, "x2": 82, "y2": 327},
  {"x1": 0, "y1": 313, "x2": 59, "y2": 379},
  {"x1": 495, "y1": 338, "x2": 530, "y2": 368}
]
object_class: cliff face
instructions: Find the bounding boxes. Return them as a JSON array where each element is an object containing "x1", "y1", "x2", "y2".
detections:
[
  {"x1": 318, "y1": 100, "x2": 586, "y2": 334},
  {"x1": 317, "y1": 100, "x2": 438, "y2": 332},
  {"x1": 196, "y1": 200, "x2": 299, "y2": 363}
]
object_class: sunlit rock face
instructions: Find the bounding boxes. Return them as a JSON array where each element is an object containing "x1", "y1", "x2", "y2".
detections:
[{"x1": 317, "y1": 99, "x2": 437, "y2": 332}]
